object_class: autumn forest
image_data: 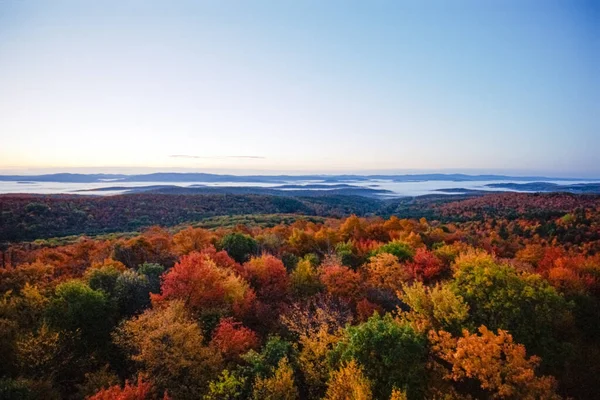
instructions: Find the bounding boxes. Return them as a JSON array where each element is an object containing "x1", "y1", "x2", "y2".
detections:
[{"x1": 1, "y1": 192, "x2": 599, "y2": 399}]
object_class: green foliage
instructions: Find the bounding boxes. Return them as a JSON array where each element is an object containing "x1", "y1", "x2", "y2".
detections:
[
  {"x1": 452, "y1": 261, "x2": 572, "y2": 370},
  {"x1": 85, "y1": 266, "x2": 121, "y2": 296},
  {"x1": 374, "y1": 241, "x2": 415, "y2": 262},
  {"x1": 335, "y1": 241, "x2": 362, "y2": 269},
  {"x1": 220, "y1": 233, "x2": 259, "y2": 263},
  {"x1": 330, "y1": 313, "x2": 427, "y2": 399},
  {"x1": 401, "y1": 282, "x2": 470, "y2": 334},
  {"x1": 242, "y1": 336, "x2": 297, "y2": 379},
  {"x1": 204, "y1": 370, "x2": 246, "y2": 400},
  {"x1": 114, "y1": 270, "x2": 151, "y2": 317},
  {"x1": 46, "y1": 281, "x2": 114, "y2": 348},
  {"x1": 137, "y1": 262, "x2": 164, "y2": 294}
]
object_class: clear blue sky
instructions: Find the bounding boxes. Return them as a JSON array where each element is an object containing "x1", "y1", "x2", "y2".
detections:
[{"x1": 0, "y1": 0, "x2": 598, "y2": 177}]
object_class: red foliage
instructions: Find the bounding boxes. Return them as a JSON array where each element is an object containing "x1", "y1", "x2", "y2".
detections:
[
  {"x1": 88, "y1": 376, "x2": 154, "y2": 400},
  {"x1": 407, "y1": 248, "x2": 445, "y2": 282},
  {"x1": 356, "y1": 298, "x2": 383, "y2": 322},
  {"x1": 240, "y1": 254, "x2": 289, "y2": 302},
  {"x1": 210, "y1": 317, "x2": 259, "y2": 360},
  {"x1": 152, "y1": 252, "x2": 253, "y2": 317},
  {"x1": 199, "y1": 245, "x2": 240, "y2": 271}
]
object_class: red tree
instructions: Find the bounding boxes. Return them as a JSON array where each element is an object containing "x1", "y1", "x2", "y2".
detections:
[{"x1": 210, "y1": 317, "x2": 259, "y2": 361}]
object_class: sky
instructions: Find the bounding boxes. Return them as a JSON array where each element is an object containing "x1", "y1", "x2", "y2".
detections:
[{"x1": 0, "y1": 0, "x2": 598, "y2": 177}]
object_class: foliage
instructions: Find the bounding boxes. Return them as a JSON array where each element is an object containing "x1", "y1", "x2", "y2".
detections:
[
  {"x1": 325, "y1": 359, "x2": 372, "y2": 400},
  {"x1": 251, "y1": 357, "x2": 299, "y2": 400},
  {"x1": 204, "y1": 370, "x2": 246, "y2": 400},
  {"x1": 210, "y1": 318, "x2": 259, "y2": 361},
  {"x1": 331, "y1": 313, "x2": 428, "y2": 399},
  {"x1": 430, "y1": 326, "x2": 561, "y2": 399},
  {"x1": 374, "y1": 240, "x2": 415, "y2": 262},
  {"x1": 451, "y1": 260, "x2": 572, "y2": 369},
  {"x1": 47, "y1": 280, "x2": 114, "y2": 348},
  {"x1": 113, "y1": 301, "x2": 222, "y2": 398},
  {"x1": 152, "y1": 252, "x2": 254, "y2": 319},
  {"x1": 88, "y1": 375, "x2": 154, "y2": 400},
  {"x1": 220, "y1": 233, "x2": 259, "y2": 263},
  {"x1": 2, "y1": 192, "x2": 600, "y2": 399}
]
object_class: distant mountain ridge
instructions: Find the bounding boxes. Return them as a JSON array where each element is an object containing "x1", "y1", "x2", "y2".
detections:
[{"x1": 0, "y1": 172, "x2": 595, "y2": 183}]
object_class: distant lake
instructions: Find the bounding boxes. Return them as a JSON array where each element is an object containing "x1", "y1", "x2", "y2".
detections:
[{"x1": 0, "y1": 179, "x2": 596, "y2": 197}]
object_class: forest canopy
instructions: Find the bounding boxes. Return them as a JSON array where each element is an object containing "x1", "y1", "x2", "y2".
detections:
[{"x1": 0, "y1": 192, "x2": 599, "y2": 399}]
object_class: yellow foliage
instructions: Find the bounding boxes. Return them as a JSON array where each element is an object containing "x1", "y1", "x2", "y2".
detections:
[
  {"x1": 366, "y1": 253, "x2": 409, "y2": 292},
  {"x1": 113, "y1": 301, "x2": 222, "y2": 398},
  {"x1": 15, "y1": 323, "x2": 61, "y2": 376},
  {"x1": 452, "y1": 249, "x2": 496, "y2": 272},
  {"x1": 389, "y1": 388, "x2": 408, "y2": 400},
  {"x1": 325, "y1": 360, "x2": 372, "y2": 400},
  {"x1": 252, "y1": 357, "x2": 299, "y2": 400},
  {"x1": 400, "y1": 282, "x2": 469, "y2": 333}
]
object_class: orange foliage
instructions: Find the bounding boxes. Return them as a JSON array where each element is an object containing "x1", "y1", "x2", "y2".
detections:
[
  {"x1": 152, "y1": 252, "x2": 254, "y2": 318},
  {"x1": 172, "y1": 227, "x2": 214, "y2": 255},
  {"x1": 430, "y1": 326, "x2": 560, "y2": 399},
  {"x1": 321, "y1": 263, "x2": 362, "y2": 302}
]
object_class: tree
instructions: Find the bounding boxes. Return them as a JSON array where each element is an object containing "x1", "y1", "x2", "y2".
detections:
[
  {"x1": 113, "y1": 301, "x2": 222, "y2": 398},
  {"x1": 252, "y1": 357, "x2": 299, "y2": 400},
  {"x1": 114, "y1": 270, "x2": 152, "y2": 317},
  {"x1": 15, "y1": 323, "x2": 62, "y2": 379},
  {"x1": 281, "y1": 295, "x2": 352, "y2": 399},
  {"x1": 331, "y1": 313, "x2": 427, "y2": 399},
  {"x1": 210, "y1": 318, "x2": 259, "y2": 361},
  {"x1": 152, "y1": 252, "x2": 255, "y2": 319},
  {"x1": 430, "y1": 326, "x2": 561, "y2": 399},
  {"x1": 173, "y1": 226, "x2": 214, "y2": 255},
  {"x1": 85, "y1": 264, "x2": 123, "y2": 296},
  {"x1": 325, "y1": 360, "x2": 372, "y2": 400},
  {"x1": 321, "y1": 263, "x2": 362, "y2": 303},
  {"x1": 241, "y1": 254, "x2": 289, "y2": 302},
  {"x1": 374, "y1": 241, "x2": 415, "y2": 262},
  {"x1": 88, "y1": 375, "x2": 153, "y2": 400},
  {"x1": 290, "y1": 259, "x2": 323, "y2": 298},
  {"x1": 452, "y1": 260, "x2": 572, "y2": 369},
  {"x1": 204, "y1": 370, "x2": 246, "y2": 400},
  {"x1": 400, "y1": 282, "x2": 469, "y2": 335},
  {"x1": 137, "y1": 263, "x2": 164, "y2": 294},
  {"x1": 365, "y1": 253, "x2": 409, "y2": 293},
  {"x1": 47, "y1": 280, "x2": 114, "y2": 348},
  {"x1": 220, "y1": 233, "x2": 258, "y2": 263},
  {"x1": 406, "y1": 248, "x2": 445, "y2": 282}
]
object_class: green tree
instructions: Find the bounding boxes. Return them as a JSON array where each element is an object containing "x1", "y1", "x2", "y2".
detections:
[
  {"x1": 374, "y1": 241, "x2": 415, "y2": 262},
  {"x1": 452, "y1": 261, "x2": 572, "y2": 370},
  {"x1": 220, "y1": 233, "x2": 259, "y2": 263},
  {"x1": 331, "y1": 313, "x2": 427, "y2": 399},
  {"x1": 47, "y1": 280, "x2": 114, "y2": 348},
  {"x1": 137, "y1": 262, "x2": 164, "y2": 294},
  {"x1": 85, "y1": 266, "x2": 122, "y2": 297},
  {"x1": 114, "y1": 270, "x2": 151, "y2": 317}
]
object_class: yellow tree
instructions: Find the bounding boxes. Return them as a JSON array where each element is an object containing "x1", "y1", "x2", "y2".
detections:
[
  {"x1": 252, "y1": 357, "x2": 299, "y2": 400},
  {"x1": 113, "y1": 301, "x2": 222, "y2": 398},
  {"x1": 325, "y1": 360, "x2": 372, "y2": 400}
]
